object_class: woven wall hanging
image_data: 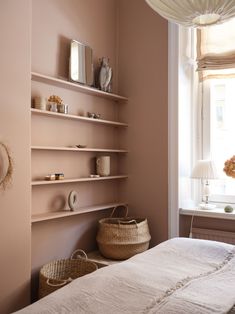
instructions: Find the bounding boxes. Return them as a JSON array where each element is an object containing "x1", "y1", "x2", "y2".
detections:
[{"x1": 0, "y1": 142, "x2": 13, "y2": 190}]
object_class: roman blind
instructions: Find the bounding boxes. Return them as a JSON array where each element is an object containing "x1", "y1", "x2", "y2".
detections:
[{"x1": 197, "y1": 17, "x2": 235, "y2": 79}]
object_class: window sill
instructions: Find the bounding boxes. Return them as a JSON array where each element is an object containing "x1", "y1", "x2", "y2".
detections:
[{"x1": 179, "y1": 207, "x2": 235, "y2": 220}]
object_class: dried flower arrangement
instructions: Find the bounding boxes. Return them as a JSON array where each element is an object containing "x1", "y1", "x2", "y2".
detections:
[
  {"x1": 48, "y1": 95, "x2": 63, "y2": 104},
  {"x1": 223, "y1": 155, "x2": 235, "y2": 178},
  {"x1": 0, "y1": 142, "x2": 13, "y2": 190}
]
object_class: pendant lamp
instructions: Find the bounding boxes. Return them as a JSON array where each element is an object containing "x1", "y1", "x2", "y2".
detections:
[{"x1": 145, "y1": 0, "x2": 235, "y2": 27}]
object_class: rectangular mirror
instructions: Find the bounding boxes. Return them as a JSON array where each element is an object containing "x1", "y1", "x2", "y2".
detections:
[{"x1": 69, "y1": 40, "x2": 93, "y2": 86}]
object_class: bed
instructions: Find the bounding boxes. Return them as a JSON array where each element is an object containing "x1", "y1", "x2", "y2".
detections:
[{"x1": 15, "y1": 237, "x2": 235, "y2": 313}]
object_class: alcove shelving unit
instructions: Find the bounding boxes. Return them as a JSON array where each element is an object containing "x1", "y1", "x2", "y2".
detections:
[{"x1": 31, "y1": 72, "x2": 128, "y2": 224}]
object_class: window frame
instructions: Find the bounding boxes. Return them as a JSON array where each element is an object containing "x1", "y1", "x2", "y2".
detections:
[{"x1": 201, "y1": 78, "x2": 235, "y2": 205}]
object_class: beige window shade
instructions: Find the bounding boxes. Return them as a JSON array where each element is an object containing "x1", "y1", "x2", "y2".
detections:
[{"x1": 197, "y1": 18, "x2": 235, "y2": 79}]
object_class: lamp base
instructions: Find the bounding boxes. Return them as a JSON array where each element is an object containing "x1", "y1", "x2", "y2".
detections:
[{"x1": 199, "y1": 203, "x2": 216, "y2": 210}]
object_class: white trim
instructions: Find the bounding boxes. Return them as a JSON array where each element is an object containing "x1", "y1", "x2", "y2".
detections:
[
  {"x1": 168, "y1": 22, "x2": 179, "y2": 238},
  {"x1": 201, "y1": 78, "x2": 235, "y2": 204},
  {"x1": 202, "y1": 79, "x2": 211, "y2": 159},
  {"x1": 180, "y1": 207, "x2": 235, "y2": 220}
]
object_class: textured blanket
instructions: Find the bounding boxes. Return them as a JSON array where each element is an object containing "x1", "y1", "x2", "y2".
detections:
[{"x1": 15, "y1": 238, "x2": 235, "y2": 313}]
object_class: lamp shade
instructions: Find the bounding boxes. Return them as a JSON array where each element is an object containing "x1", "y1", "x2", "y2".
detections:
[
  {"x1": 145, "y1": 0, "x2": 235, "y2": 27},
  {"x1": 191, "y1": 160, "x2": 218, "y2": 179}
]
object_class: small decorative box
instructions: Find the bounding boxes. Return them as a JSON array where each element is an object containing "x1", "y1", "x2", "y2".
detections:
[
  {"x1": 45, "y1": 174, "x2": 56, "y2": 181},
  {"x1": 55, "y1": 173, "x2": 64, "y2": 180}
]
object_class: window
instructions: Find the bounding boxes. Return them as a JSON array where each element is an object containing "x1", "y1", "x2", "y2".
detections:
[
  {"x1": 197, "y1": 17, "x2": 235, "y2": 205},
  {"x1": 179, "y1": 18, "x2": 235, "y2": 208},
  {"x1": 202, "y1": 78, "x2": 235, "y2": 203}
]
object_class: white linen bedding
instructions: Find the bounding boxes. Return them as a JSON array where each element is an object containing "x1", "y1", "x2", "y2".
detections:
[{"x1": 15, "y1": 238, "x2": 235, "y2": 314}]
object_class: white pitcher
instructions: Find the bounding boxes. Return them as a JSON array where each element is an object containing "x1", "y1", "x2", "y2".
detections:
[{"x1": 96, "y1": 156, "x2": 110, "y2": 176}]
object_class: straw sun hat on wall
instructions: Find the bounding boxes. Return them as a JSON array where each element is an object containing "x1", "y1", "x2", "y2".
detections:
[{"x1": 0, "y1": 142, "x2": 13, "y2": 190}]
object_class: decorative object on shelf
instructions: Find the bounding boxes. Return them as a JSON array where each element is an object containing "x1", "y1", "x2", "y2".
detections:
[
  {"x1": 87, "y1": 112, "x2": 101, "y2": 119},
  {"x1": 224, "y1": 205, "x2": 234, "y2": 213},
  {"x1": 145, "y1": 0, "x2": 235, "y2": 27},
  {"x1": 87, "y1": 112, "x2": 95, "y2": 118},
  {"x1": 223, "y1": 155, "x2": 235, "y2": 178},
  {"x1": 0, "y1": 142, "x2": 13, "y2": 190},
  {"x1": 48, "y1": 95, "x2": 63, "y2": 104},
  {"x1": 55, "y1": 173, "x2": 64, "y2": 180},
  {"x1": 48, "y1": 95, "x2": 63, "y2": 113},
  {"x1": 98, "y1": 57, "x2": 112, "y2": 92},
  {"x1": 96, "y1": 156, "x2": 110, "y2": 176},
  {"x1": 45, "y1": 173, "x2": 64, "y2": 181},
  {"x1": 45, "y1": 174, "x2": 56, "y2": 181},
  {"x1": 38, "y1": 249, "x2": 97, "y2": 298},
  {"x1": 90, "y1": 174, "x2": 100, "y2": 178},
  {"x1": 68, "y1": 190, "x2": 79, "y2": 211},
  {"x1": 191, "y1": 159, "x2": 218, "y2": 210},
  {"x1": 96, "y1": 205, "x2": 151, "y2": 260},
  {"x1": 57, "y1": 104, "x2": 69, "y2": 114},
  {"x1": 34, "y1": 97, "x2": 47, "y2": 110},
  {"x1": 49, "y1": 103, "x2": 58, "y2": 112},
  {"x1": 76, "y1": 145, "x2": 87, "y2": 148},
  {"x1": 69, "y1": 40, "x2": 94, "y2": 86}
]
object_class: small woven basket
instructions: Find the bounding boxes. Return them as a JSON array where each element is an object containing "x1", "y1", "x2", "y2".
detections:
[
  {"x1": 38, "y1": 249, "x2": 97, "y2": 298},
  {"x1": 96, "y1": 206, "x2": 151, "y2": 260}
]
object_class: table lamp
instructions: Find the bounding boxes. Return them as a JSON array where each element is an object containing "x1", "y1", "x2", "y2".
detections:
[{"x1": 191, "y1": 160, "x2": 218, "y2": 210}]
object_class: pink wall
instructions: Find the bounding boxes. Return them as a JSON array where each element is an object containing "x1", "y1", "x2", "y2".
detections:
[
  {"x1": 0, "y1": 1, "x2": 31, "y2": 313},
  {"x1": 0, "y1": 0, "x2": 169, "y2": 311},
  {"x1": 32, "y1": 0, "x2": 118, "y2": 91},
  {"x1": 31, "y1": 0, "x2": 168, "y2": 302},
  {"x1": 31, "y1": 0, "x2": 123, "y2": 301},
  {"x1": 118, "y1": 0, "x2": 169, "y2": 244}
]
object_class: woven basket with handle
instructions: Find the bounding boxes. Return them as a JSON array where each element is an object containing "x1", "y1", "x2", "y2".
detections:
[
  {"x1": 96, "y1": 205, "x2": 151, "y2": 260},
  {"x1": 38, "y1": 249, "x2": 97, "y2": 298}
]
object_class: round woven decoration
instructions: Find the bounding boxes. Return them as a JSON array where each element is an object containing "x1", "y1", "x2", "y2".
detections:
[
  {"x1": 0, "y1": 142, "x2": 13, "y2": 190},
  {"x1": 223, "y1": 155, "x2": 235, "y2": 178}
]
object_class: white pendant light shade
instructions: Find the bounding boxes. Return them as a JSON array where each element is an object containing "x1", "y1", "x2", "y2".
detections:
[{"x1": 145, "y1": 0, "x2": 235, "y2": 27}]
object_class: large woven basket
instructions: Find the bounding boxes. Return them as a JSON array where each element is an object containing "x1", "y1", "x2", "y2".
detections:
[
  {"x1": 38, "y1": 249, "x2": 97, "y2": 298},
  {"x1": 96, "y1": 206, "x2": 151, "y2": 260}
]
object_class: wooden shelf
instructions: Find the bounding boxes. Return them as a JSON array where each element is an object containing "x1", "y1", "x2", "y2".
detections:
[
  {"x1": 87, "y1": 251, "x2": 122, "y2": 267},
  {"x1": 32, "y1": 202, "x2": 127, "y2": 223},
  {"x1": 31, "y1": 146, "x2": 128, "y2": 153},
  {"x1": 31, "y1": 108, "x2": 128, "y2": 127},
  {"x1": 31, "y1": 72, "x2": 128, "y2": 102},
  {"x1": 31, "y1": 175, "x2": 128, "y2": 186}
]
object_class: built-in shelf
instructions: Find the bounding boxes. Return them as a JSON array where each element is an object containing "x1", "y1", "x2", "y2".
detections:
[
  {"x1": 31, "y1": 202, "x2": 127, "y2": 223},
  {"x1": 31, "y1": 146, "x2": 128, "y2": 153},
  {"x1": 31, "y1": 71, "x2": 128, "y2": 240},
  {"x1": 31, "y1": 175, "x2": 128, "y2": 186},
  {"x1": 31, "y1": 72, "x2": 128, "y2": 102},
  {"x1": 180, "y1": 207, "x2": 235, "y2": 220},
  {"x1": 31, "y1": 108, "x2": 128, "y2": 127}
]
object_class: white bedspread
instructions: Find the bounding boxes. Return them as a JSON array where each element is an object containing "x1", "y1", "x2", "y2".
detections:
[{"x1": 15, "y1": 238, "x2": 235, "y2": 314}]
